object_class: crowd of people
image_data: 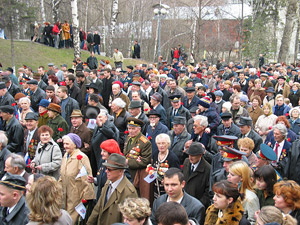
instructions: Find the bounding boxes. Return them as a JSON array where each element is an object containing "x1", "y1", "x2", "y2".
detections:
[{"x1": 0, "y1": 55, "x2": 300, "y2": 225}]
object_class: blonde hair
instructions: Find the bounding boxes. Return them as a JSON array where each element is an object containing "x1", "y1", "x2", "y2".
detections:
[
  {"x1": 262, "y1": 103, "x2": 273, "y2": 116},
  {"x1": 27, "y1": 176, "x2": 63, "y2": 223},
  {"x1": 237, "y1": 137, "x2": 254, "y2": 151},
  {"x1": 119, "y1": 198, "x2": 151, "y2": 223},
  {"x1": 258, "y1": 206, "x2": 297, "y2": 225},
  {"x1": 229, "y1": 160, "x2": 254, "y2": 193}
]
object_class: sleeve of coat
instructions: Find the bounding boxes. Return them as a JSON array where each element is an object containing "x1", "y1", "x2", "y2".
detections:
[
  {"x1": 127, "y1": 141, "x2": 152, "y2": 169},
  {"x1": 7, "y1": 125, "x2": 24, "y2": 152},
  {"x1": 86, "y1": 198, "x2": 100, "y2": 225},
  {"x1": 41, "y1": 145, "x2": 62, "y2": 173}
]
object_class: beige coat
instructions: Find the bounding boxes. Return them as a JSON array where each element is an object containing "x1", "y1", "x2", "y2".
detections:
[
  {"x1": 59, "y1": 149, "x2": 95, "y2": 223},
  {"x1": 87, "y1": 176, "x2": 138, "y2": 225}
]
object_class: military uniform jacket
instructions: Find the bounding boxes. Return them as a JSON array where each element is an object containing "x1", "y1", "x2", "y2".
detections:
[
  {"x1": 123, "y1": 132, "x2": 152, "y2": 179},
  {"x1": 87, "y1": 176, "x2": 138, "y2": 225},
  {"x1": 0, "y1": 196, "x2": 29, "y2": 225}
]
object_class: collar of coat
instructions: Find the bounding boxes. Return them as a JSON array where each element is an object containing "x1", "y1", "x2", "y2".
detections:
[{"x1": 205, "y1": 200, "x2": 244, "y2": 225}]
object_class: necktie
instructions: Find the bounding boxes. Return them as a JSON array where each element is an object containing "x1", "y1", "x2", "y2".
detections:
[
  {"x1": 274, "y1": 142, "x2": 280, "y2": 159},
  {"x1": 173, "y1": 109, "x2": 177, "y2": 116},
  {"x1": 105, "y1": 184, "x2": 113, "y2": 204},
  {"x1": 26, "y1": 131, "x2": 32, "y2": 149},
  {"x1": 190, "y1": 165, "x2": 194, "y2": 175}
]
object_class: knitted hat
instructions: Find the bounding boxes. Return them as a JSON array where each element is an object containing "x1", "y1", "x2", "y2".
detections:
[
  {"x1": 198, "y1": 96, "x2": 211, "y2": 108},
  {"x1": 67, "y1": 133, "x2": 82, "y2": 148},
  {"x1": 214, "y1": 90, "x2": 223, "y2": 97},
  {"x1": 100, "y1": 139, "x2": 121, "y2": 154},
  {"x1": 38, "y1": 99, "x2": 50, "y2": 108}
]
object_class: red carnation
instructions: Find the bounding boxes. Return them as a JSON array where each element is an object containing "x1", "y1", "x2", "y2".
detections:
[
  {"x1": 285, "y1": 113, "x2": 289, "y2": 117},
  {"x1": 77, "y1": 155, "x2": 83, "y2": 160},
  {"x1": 124, "y1": 130, "x2": 129, "y2": 134},
  {"x1": 201, "y1": 93, "x2": 206, "y2": 97},
  {"x1": 58, "y1": 128, "x2": 64, "y2": 132},
  {"x1": 59, "y1": 81, "x2": 66, "y2": 86},
  {"x1": 287, "y1": 138, "x2": 291, "y2": 142},
  {"x1": 11, "y1": 103, "x2": 16, "y2": 106},
  {"x1": 180, "y1": 165, "x2": 184, "y2": 169},
  {"x1": 269, "y1": 126, "x2": 272, "y2": 130},
  {"x1": 19, "y1": 82, "x2": 23, "y2": 85},
  {"x1": 144, "y1": 108, "x2": 149, "y2": 112},
  {"x1": 81, "y1": 199, "x2": 87, "y2": 204},
  {"x1": 147, "y1": 136, "x2": 152, "y2": 140},
  {"x1": 180, "y1": 102, "x2": 184, "y2": 105}
]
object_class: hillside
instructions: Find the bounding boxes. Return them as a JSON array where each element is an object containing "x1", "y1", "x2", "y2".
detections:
[{"x1": 0, "y1": 39, "x2": 147, "y2": 71}]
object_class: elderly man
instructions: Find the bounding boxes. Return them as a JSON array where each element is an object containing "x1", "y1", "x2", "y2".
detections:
[
  {"x1": 87, "y1": 154, "x2": 138, "y2": 225},
  {"x1": 230, "y1": 94, "x2": 249, "y2": 125},
  {"x1": 90, "y1": 109, "x2": 119, "y2": 175},
  {"x1": 2, "y1": 76, "x2": 20, "y2": 98},
  {"x1": 168, "y1": 116, "x2": 191, "y2": 164},
  {"x1": 128, "y1": 101, "x2": 148, "y2": 134},
  {"x1": 166, "y1": 95, "x2": 191, "y2": 130},
  {"x1": 27, "y1": 79, "x2": 46, "y2": 112},
  {"x1": 110, "y1": 83, "x2": 130, "y2": 111},
  {"x1": 182, "y1": 142, "x2": 211, "y2": 209},
  {"x1": 190, "y1": 115, "x2": 210, "y2": 147},
  {"x1": 182, "y1": 87, "x2": 200, "y2": 110},
  {"x1": 4, "y1": 153, "x2": 29, "y2": 183},
  {"x1": 24, "y1": 112, "x2": 40, "y2": 161},
  {"x1": 217, "y1": 112, "x2": 241, "y2": 136},
  {"x1": 0, "y1": 131, "x2": 11, "y2": 180},
  {"x1": 0, "y1": 106, "x2": 24, "y2": 153},
  {"x1": 70, "y1": 110, "x2": 92, "y2": 157},
  {"x1": 151, "y1": 168, "x2": 205, "y2": 225},
  {"x1": 124, "y1": 117, "x2": 152, "y2": 200},
  {"x1": 0, "y1": 174, "x2": 29, "y2": 224},
  {"x1": 150, "y1": 92, "x2": 167, "y2": 126},
  {"x1": 237, "y1": 116, "x2": 262, "y2": 153}
]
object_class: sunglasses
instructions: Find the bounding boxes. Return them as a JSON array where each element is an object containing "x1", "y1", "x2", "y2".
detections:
[{"x1": 105, "y1": 167, "x2": 119, "y2": 172}]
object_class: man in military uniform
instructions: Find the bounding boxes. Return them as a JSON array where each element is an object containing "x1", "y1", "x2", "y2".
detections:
[{"x1": 124, "y1": 117, "x2": 152, "y2": 200}]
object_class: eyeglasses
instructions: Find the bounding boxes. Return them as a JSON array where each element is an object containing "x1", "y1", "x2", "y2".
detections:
[{"x1": 149, "y1": 117, "x2": 158, "y2": 119}]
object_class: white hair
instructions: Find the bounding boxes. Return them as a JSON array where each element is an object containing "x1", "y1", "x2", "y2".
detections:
[
  {"x1": 193, "y1": 115, "x2": 208, "y2": 127},
  {"x1": 19, "y1": 97, "x2": 31, "y2": 104},
  {"x1": 112, "y1": 98, "x2": 126, "y2": 109}
]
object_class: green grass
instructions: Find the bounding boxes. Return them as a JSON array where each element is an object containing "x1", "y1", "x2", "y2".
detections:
[{"x1": 0, "y1": 39, "x2": 147, "y2": 71}]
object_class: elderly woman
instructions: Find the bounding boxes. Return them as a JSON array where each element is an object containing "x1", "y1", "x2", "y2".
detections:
[
  {"x1": 247, "y1": 95, "x2": 263, "y2": 126},
  {"x1": 205, "y1": 180, "x2": 249, "y2": 225},
  {"x1": 265, "y1": 116, "x2": 298, "y2": 144},
  {"x1": 118, "y1": 198, "x2": 152, "y2": 225},
  {"x1": 273, "y1": 180, "x2": 300, "y2": 224},
  {"x1": 46, "y1": 103, "x2": 69, "y2": 142},
  {"x1": 255, "y1": 103, "x2": 278, "y2": 142},
  {"x1": 255, "y1": 206, "x2": 297, "y2": 225},
  {"x1": 19, "y1": 97, "x2": 33, "y2": 126},
  {"x1": 30, "y1": 125, "x2": 62, "y2": 179},
  {"x1": 263, "y1": 87, "x2": 276, "y2": 108},
  {"x1": 151, "y1": 133, "x2": 180, "y2": 198},
  {"x1": 111, "y1": 98, "x2": 130, "y2": 150},
  {"x1": 59, "y1": 133, "x2": 95, "y2": 223},
  {"x1": 237, "y1": 137, "x2": 257, "y2": 169},
  {"x1": 288, "y1": 107, "x2": 300, "y2": 136},
  {"x1": 227, "y1": 160, "x2": 260, "y2": 224},
  {"x1": 87, "y1": 139, "x2": 123, "y2": 200},
  {"x1": 27, "y1": 176, "x2": 73, "y2": 225},
  {"x1": 273, "y1": 94, "x2": 291, "y2": 117}
]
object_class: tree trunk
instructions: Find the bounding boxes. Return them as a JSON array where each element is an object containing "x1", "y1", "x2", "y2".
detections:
[
  {"x1": 52, "y1": 0, "x2": 61, "y2": 22},
  {"x1": 9, "y1": 26, "x2": 15, "y2": 67},
  {"x1": 40, "y1": 0, "x2": 46, "y2": 22},
  {"x1": 102, "y1": 0, "x2": 106, "y2": 56},
  {"x1": 278, "y1": 0, "x2": 298, "y2": 63},
  {"x1": 127, "y1": 0, "x2": 136, "y2": 58},
  {"x1": 191, "y1": 19, "x2": 196, "y2": 54},
  {"x1": 71, "y1": 0, "x2": 80, "y2": 58},
  {"x1": 109, "y1": 0, "x2": 119, "y2": 57},
  {"x1": 293, "y1": 3, "x2": 300, "y2": 63},
  {"x1": 84, "y1": 0, "x2": 89, "y2": 32}
]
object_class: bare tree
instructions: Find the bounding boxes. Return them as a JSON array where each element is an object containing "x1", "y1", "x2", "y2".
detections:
[
  {"x1": 71, "y1": 0, "x2": 80, "y2": 58},
  {"x1": 109, "y1": 0, "x2": 119, "y2": 57},
  {"x1": 278, "y1": 0, "x2": 299, "y2": 63}
]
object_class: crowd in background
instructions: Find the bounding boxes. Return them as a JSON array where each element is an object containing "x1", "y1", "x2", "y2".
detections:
[{"x1": 0, "y1": 54, "x2": 300, "y2": 225}]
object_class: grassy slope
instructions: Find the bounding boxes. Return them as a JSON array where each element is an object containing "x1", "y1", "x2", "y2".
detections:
[{"x1": 0, "y1": 39, "x2": 147, "y2": 70}]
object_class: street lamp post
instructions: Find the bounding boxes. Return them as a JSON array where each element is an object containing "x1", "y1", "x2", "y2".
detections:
[{"x1": 153, "y1": 2, "x2": 169, "y2": 59}]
